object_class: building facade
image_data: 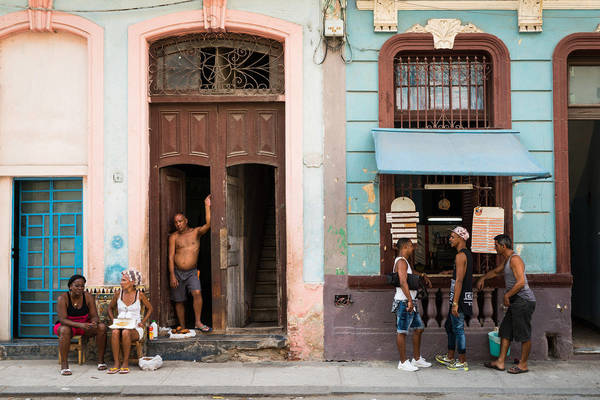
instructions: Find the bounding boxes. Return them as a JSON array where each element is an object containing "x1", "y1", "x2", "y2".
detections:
[
  {"x1": 0, "y1": 0, "x2": 327, "y2": 360},
  {"x1": 324, "y1": 0, "x2": 600, "y2": 360},
  {"x1": 1, "y1": 0, "x2": 600, "y2": 362}
]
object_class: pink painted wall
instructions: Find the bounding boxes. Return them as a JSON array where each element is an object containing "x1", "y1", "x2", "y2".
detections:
[
  {"x1": 0, "y1": 10, "x2": 104, "y2": 339},
  {"x1": 0, "y1": 11, "x2": 104, "y2": 282},
  {"x1": 127, "y1": 9, "x2": 323, "y2": 359}
]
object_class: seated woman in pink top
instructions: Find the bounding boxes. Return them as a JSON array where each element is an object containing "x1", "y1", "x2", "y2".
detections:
[
  {"x1": 54, "y1": 274, "x2": 107, "y2": 376},
  {"x1": 107, "y1": 269, "x2": 153, "y2": 374}
]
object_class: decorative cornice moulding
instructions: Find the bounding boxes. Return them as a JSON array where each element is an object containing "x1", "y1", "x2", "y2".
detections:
[
  {"x1": 518, "y1": 0, "x2": 543, "y2": 32},
  {"x1": 406, "y1": 19, "x2": 483, "y2": 49},
  {"x1": 374, "y1": 0, "x2": 397, "y2": 32},
  {"x1": 357, "y1": 0, "x2": 600, "y2": 33}
]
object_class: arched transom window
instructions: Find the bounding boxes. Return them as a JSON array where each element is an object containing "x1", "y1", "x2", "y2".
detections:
[{"x1": 149, "y1": 33, "x2": 284, "y2": 96}]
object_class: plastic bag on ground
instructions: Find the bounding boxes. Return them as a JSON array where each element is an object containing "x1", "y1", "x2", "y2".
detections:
[{"x1": 138, "y1": 354, "x2": 163, "y2": 371}]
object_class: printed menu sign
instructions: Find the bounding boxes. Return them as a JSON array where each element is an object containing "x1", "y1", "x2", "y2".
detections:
[{"x1": 471, "y1": 206, "x2": 504, "y2": 254}]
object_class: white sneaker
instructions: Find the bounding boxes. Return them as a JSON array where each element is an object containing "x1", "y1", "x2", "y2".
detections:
[
  {"x1": 411, "y1": 357, "x2": 432, "y2": 368},
  {"x1": 397, "y1": 360, "x2": 419, "y2": 372}
]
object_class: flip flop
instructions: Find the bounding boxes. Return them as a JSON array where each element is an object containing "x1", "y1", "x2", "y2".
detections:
[
  {"x1": 119, "y1": 367, "x2": 130, "y2": 374},
  {"x1": 107, "y1": 367, "x2": 119, "y2": 374},
  {"x1": 507, "y1": 366, "x2": 529, "y2": 374},
  {"x1": 97, "y1": 363, "x2": 108, "y2": 371},
  {"x1": 483, "y1": 361, "x2": 505, "y2": 371},
  {"x1": 195, "y1": 324, "x2": 212, "y2": 333},
  {"x1": 60, "y1": 368, "x2": 72, "y2": 376}
]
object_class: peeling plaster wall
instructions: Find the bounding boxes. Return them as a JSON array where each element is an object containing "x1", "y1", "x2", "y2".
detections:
[{"x1": 287, "y1": 271, "x2": 324, "y2": 360}]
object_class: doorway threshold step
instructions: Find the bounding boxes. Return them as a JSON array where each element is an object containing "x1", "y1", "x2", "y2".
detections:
[{"x1": 147, "y1": 333, "x2": 287, "y2": 361}]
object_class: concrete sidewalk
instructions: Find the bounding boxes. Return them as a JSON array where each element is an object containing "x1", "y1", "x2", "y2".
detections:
[{"x1": 0, "y1": 360, "x2": 599, "y2": 397}]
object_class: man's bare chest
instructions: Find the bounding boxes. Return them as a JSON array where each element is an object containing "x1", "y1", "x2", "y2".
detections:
[{"x1": 175, "y1": 232, "x2": 199, "y2": 249}]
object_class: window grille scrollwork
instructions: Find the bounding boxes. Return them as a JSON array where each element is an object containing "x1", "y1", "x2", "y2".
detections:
[
  {"x1": 394, "y1": 54, "x2": 492, "y2": 129},
  {"x1": 149, "y1": 33, "x2": 284, "y2": 96}
]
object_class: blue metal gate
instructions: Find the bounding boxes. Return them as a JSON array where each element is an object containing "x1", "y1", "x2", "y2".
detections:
[{"x1": 16, "y1": 179, "x2": 83, "y2": 338}]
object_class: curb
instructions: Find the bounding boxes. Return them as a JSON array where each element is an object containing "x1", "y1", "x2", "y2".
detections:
[{"x1": 1, "y1": 385, "x2": 599, "y2": 397}]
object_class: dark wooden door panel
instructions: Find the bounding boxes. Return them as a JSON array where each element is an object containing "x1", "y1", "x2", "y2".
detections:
[
  {"x1": 153, "y1": 104, "x2": 217, "y2": 167},
  {"x1": 257, "y1": 110, "x2": 278, "y2": 157},
  {"x1": 189, "y1": 111, "x2": 210, "y2": 158},
  {"x1": 159, "y1": 111, "x2": 181, "y2": 158},
  {"x1": 220, "y1": 103, "x2": 284, "y2": 167},
  {"x1": 157, "y1": 167, "x2": 185, "y2": 327},
  {"x1": 150, "y1": 101, "x2": 285, "y2": 331},
  {"x1": 225, "y1": 109, "x2": 249, "y2": 158}
]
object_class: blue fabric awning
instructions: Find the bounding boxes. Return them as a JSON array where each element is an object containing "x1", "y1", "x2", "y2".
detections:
[{"x1": 372, "y1": 128, "x2": 550, "y2": 178}]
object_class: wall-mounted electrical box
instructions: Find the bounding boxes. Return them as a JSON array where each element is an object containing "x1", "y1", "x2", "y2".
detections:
[{"x1": 324, "y1": 18, "x2": 344, "y2": 37}]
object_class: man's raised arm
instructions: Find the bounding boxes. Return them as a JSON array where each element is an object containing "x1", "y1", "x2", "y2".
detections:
[{"x1": 198, "y1": 194, "x2": 211, "y2": 236}]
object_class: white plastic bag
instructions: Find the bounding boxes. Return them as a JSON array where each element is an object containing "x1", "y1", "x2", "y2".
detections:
[{"x1": 138, "y1": 354, "x2": 163, "y2": 371}]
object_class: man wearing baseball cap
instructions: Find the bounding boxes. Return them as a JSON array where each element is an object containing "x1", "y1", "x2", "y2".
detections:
[{"x1": 436, "y1": 226, "x2": 474, "y2": 371}]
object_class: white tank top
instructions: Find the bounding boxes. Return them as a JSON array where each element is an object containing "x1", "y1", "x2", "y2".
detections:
[
  {"x1": 393, "y1": 256, "x2": 417, "y2": 301},
  {"x1": 117, "y1": 290, "x2": 142, "y2": 323}
]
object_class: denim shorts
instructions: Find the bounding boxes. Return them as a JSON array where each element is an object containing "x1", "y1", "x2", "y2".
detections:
[{"x1": 395, "y1": 300, "x2": 425, "y2": 334}]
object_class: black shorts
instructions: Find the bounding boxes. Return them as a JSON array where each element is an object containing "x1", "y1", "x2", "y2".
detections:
[
  {"x1": 499, "y1": 296, "x2": 536, "y2": 343},
  {"x1": 171, "y1": 268, "x2": 202, "y2": 302}
]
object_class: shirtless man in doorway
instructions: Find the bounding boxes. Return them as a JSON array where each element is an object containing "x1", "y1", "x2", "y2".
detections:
[{"x1": 168, "y1": 195, "x2": 212, "y2": 332}]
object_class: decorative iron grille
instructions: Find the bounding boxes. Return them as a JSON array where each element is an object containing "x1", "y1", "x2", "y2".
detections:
[
  {"x1": 149, "y1": 33, "x2": 284, "y2": 96},
  {"x1": 393, "y1": 175, "x2": 497, "y2": 274},
  {"x1": 394, "y1": 54, "x2": 492, "y2": 129}
]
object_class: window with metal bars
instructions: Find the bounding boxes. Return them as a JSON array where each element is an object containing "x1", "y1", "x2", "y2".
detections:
[
  {"x1": 392, "y1": 175, "x2": 498, "y2": 275},
  {"x1": 394, "y1": 54, "x2": 492, "y2": 129}
]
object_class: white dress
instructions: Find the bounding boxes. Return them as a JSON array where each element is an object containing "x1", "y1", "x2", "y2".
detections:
[{"x1": 117, "y1": 290, "x2": 144, "y2": 339}]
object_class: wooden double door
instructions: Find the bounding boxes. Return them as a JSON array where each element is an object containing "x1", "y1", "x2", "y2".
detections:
[{"x1": 149, "y1": 102, "x2": 286, "y2": 331}]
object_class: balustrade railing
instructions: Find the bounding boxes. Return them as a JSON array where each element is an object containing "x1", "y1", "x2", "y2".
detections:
[{"x1": 418, "y1": 288, "x2": 498, "y2": 328}]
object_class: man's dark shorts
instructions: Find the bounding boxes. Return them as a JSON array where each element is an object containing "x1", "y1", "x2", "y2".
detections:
[
  {"x1": 499, "y1": 295, "x2": 536, "y2": 343},
  {"x1": 171, "y1": 268, "x2": 202, "y2": 302}
]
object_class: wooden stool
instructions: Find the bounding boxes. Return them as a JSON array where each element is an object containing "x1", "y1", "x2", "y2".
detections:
[
  {"x1": 58, "y1": 335, "x2": 86, "y2": 365},
  {"x1": 117, "y1": 336, "x2": 145, "y2": 361}
]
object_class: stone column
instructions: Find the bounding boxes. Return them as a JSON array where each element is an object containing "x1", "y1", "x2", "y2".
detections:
[
  {"x1": 440, "y1": 288, "x2": 450, "y2": 328},
  {"x1": 426, "y1": 288, "x2": 438, "y2": 327},
  {"x1": 470, "y1": 290, "x2": 481, "y2": 328},
  {"x1": 482, "y1": 288, "x2": 495, "y2": 327}
]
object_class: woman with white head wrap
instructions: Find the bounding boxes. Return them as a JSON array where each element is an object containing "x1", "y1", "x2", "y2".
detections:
[{"x1": 107, "y1": 269, "x2": 153, "y2": 374}]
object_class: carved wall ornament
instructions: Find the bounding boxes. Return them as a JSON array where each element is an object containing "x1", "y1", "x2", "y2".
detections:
[
  {"x1": 373, "y1": 0, "x2": 397, "y2": 32},
  {"x1": 596, "y1": 24, "x2": 600, "y2": 32},
  {"x1": 203, "y1": 0, "x2": 227, "y2": 32},
  {"x1": 518, "y1": 0, "x2": 543, "y2": 32},
  {"x1": 27, "y1": 0, "x2": 53, "y2": 32},
  {"x1": 405, "y1": 19, "x2": 483, "y2": 49}
]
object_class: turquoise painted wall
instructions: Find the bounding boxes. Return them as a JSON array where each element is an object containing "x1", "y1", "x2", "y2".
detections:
[
  {"x1": 345, "y1": 4, "x2": 600, "y2": 275},
  {"x1": 0, "y1": 0, "x2": 325, "y2": 284}
]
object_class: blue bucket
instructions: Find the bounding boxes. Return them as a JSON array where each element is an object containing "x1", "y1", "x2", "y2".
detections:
[{"x1": 488, "y1": 331, "x2": 510, "y2": 357}]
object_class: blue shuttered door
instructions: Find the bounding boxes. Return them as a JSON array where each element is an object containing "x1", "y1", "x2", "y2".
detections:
[{"x1": 17, "y1": 179, "x2": 83, "y2": 338}]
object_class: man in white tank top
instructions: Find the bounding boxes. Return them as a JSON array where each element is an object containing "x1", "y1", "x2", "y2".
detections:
[{"x1": 393, "y1": 238, "x2": 432, "y2": 372}]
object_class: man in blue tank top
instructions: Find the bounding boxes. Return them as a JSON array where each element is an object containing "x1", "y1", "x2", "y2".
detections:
[
  {"x1": 477, "y1": 234, "x2": 536, "y2": 374},
  {"x1": 436, "y1": 226, "x2": 473, "y2": 371}
]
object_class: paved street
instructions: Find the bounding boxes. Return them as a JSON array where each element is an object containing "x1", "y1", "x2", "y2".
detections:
[
  {"x1": 2, "y1": 396, "x2": 599, "y2": 400},
  {"x1": 0, "y1": 360, "x2": 599, "y2": 398}
]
